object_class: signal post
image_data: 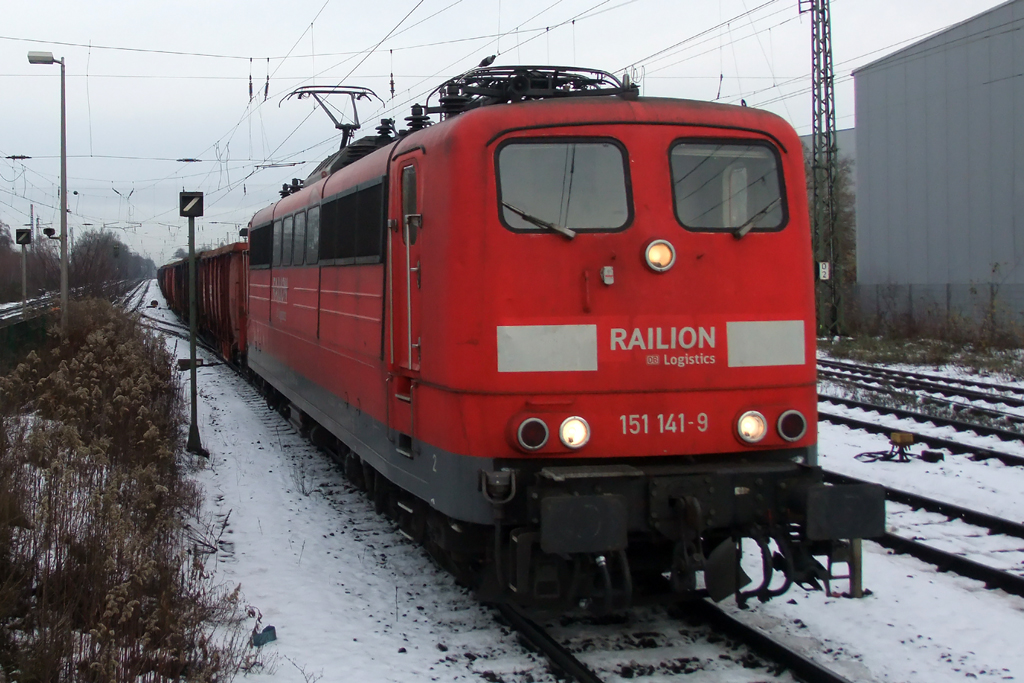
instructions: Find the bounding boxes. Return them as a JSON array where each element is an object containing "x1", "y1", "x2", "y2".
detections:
[
  {"x1": 15, "y1": 228, "x2": 31, "y2": 319},
  {"x1": 180, "y1": 191, "x2": 207, "y2": 457}
]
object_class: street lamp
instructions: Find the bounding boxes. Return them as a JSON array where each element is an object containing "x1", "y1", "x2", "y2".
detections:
[{"x1": 28, "y1": 50, "x2": 68, "y2": 333}]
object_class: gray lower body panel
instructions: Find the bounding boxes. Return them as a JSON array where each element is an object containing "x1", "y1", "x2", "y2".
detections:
[{"x1": 248, "y1": 346, "x2": 497, "y2": 524}]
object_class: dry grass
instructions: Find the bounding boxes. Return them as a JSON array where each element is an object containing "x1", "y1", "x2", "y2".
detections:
[
  {"x1": 0, "y1": 299, "x2": 251, "y2": 682},
  {"x1": 830, "y1": 296, "x2": 1024, "y2": 379}
]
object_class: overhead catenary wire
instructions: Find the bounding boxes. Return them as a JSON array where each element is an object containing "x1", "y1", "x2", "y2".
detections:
[
  {"x1": 0, "y1": 0, "x2": 635, "y2": 252},
  {"x1": 365, "y1": 0, "x2": 620, "y2": 124},
  {"x1": 6, "y1": 0, "x2": 985, "y2": 266}
]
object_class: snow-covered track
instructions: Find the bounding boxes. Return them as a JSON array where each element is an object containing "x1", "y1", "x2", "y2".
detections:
[
  {"x1": 820, "y1": 359, "x2": 1024, "y2": 398},
  {"x1": 818, "y1": 402, "x2": 1024, "y2": 467},
  {"x1": 820, "y1": 394, "x2": 1024, "y2": 443},
  {"x1": 819, "y1": 360, "x2": 1024, "y2": 409},
  {"x1": 681, "y1": 600, "x2": 854, "y2": 683},
  {"x1": 875, "y1": 533, "x2": 1024, "y2": 598},
  {"x1": 820, "y1": 372, "x2": 1024, "y2": 428},
  {"x1": 496, "y1": 605, "x2": 606, "y2": 683},
  {"x1": 0, "y1": 292, "x2": 58, "y2": 327},
  {"x1": 498, "y1": 601, "x2": 856, "y2": 682}
]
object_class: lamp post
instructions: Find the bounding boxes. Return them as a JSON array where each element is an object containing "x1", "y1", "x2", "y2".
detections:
[{"x1": 28, "y1": 51, "x2": 68, "y2": 333}]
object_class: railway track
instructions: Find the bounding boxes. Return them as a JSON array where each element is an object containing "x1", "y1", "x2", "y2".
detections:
[
  {"x1": 681, "y1": 601, "x2": 854, "y2": 683},
  {"x1": 825, "y1": 472, "x2": 1024, "y2": 598},
  {"x1": 819, "y1": 359, "x2": 1024, "y2": 409},
  {"x1": 820, "y1": 358, "x2": 1024, "y2": 398},
  {"x1": 819, "y1": 371, "x2": 1024, "y2": 429},
  {"x1": 2, "y1": 279, "x2": 149, "y2": 329},
  {"x1": 499, "y1": 600, "x2": 855, "y2": 683},
  {"x1": 0, "y1": 294, "x2": 58, "y2": 327},
  {"x1": 820, "y1": 393, "x2": 1024, "y2": 443},
  {"x1": 817, "y1": 399, "x2": 1024, "y2": 467},
  {"x1": 119, "y1": 279, "x2": 150, "y2": 311}
]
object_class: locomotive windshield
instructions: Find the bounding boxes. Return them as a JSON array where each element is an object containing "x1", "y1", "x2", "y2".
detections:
[
  {"x1": 497, "y1": 140, "x2": 631, "y2": 233},
  {"x1": 670, "y1": 141, "x2": 785, "y2": 233}
]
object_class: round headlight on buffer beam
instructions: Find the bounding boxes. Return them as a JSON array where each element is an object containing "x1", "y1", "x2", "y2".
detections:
[
  {"x1": 517, "y1": 418, "x2": 549, "y2": 451},
  {"x1": 777, "y1": 410, "x2": 807, "y2": 442},
  {"x1": 559, "y1": 416, "x2": 591, "y2": 449},
  {"x1": 737, "y1": 411, "x2": 768, "y2": 443},
  {"x1": 644, "y1": 239, "x2": 676, "y2": 272}
]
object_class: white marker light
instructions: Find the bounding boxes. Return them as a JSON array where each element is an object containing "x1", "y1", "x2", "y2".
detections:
[
  {"x1": 645, "y1": 239, "x2": 676, "y2": 272},
  {"x1": 737, "y1": 411, "x2": 767, "y2": 443},
  {"x1": 559, "y1": 416, "x2": 590, "y2": 448}
]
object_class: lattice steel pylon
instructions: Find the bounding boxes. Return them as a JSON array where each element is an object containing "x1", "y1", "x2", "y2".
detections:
[{"x1": 799, "y1": 0, "x2": 841, "y2": 335}]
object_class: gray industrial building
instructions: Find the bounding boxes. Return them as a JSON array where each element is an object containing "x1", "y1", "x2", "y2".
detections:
[{"x1": 853, "y1": 0, "x2": 1024, "y2": 329}]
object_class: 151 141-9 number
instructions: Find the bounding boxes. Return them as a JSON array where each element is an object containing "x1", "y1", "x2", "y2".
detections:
[{"x1": 619, "y1": 413, "x2": 708, "y2": 435}]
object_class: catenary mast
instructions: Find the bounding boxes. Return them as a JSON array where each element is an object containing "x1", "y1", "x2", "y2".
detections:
[{"x1": 800, "y1": 0, "x2": 840, "y2": 335}]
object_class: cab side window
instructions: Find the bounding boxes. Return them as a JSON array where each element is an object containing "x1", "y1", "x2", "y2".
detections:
[
  {"x1": 272, "y1": 218, "x2": 283, "y2": 267},
  {"x1": 293, "y1": 211, "x2": 306, "y2": 266},
  {"x1": 306, "y1": 206, "x2": 320, "y2": 265},
  {"x1": 319, "y1": 177, "x2": 386, "y2": 264},
  {"x1": 282, "y1": 215, "x2": 294, "y2": 266}
]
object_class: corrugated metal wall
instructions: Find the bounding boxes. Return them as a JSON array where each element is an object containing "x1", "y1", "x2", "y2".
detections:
[{"x1": 854, "y1": 0, "x2": 1024, "y2": 323}]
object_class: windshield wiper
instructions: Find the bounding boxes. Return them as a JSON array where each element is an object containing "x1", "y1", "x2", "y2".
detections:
[
  {"x1": 732, "y1": 197, "x2": 781, "y2": 240},
  {"x1": 501, "y1": 201, "x2": 576, "y2": 240}
]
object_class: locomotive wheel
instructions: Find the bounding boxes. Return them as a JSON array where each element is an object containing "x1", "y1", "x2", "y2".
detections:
[
  {"x1": 372, "y1": 471, "x2": 389, "y2": 515},
  {"x1": 344, "y1": 451, "x2": 365, "y2": 490}
]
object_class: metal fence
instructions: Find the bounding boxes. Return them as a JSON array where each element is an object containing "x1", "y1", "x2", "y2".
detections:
[{"x1": 852, "y1": 283, "x2": 1024, "y2": 332}]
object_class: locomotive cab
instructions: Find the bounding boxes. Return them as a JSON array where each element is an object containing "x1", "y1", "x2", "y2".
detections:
[{"x1": 385, "y1": 69, "x2": 884, "y2": 609}]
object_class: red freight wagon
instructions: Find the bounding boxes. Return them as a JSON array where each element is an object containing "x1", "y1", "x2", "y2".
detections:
[
  {"x1": 198, "y1": 243, "x2": 248, "y2": 363},
  {"x1": 244, "y1": 67, "x2": 883, "y2": 611},
  {"x1": 158, "y1": 242, "x2": 248, "y2": 364}
]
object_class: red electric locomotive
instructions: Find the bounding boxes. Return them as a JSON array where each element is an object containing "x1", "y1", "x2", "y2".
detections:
[{"x1": 243, "y1": 66, "x2": 883, "y2": 610}]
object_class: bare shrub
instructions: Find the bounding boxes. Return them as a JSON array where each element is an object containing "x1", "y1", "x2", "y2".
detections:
[{"x1": 0, "y1": 299, "x2": 249, "y2": 681}]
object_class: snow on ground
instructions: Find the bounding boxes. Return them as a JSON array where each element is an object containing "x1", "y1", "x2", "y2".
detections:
[
  {"x1": 142, "y1": 280, "x2": 1024, "y2": 682},
  {"x1": 720, "y1": 436, "x2": 1024, "y2": 682},
  {"x1": 724, "y1": 541, "x2": 1024, "y2": 682},
  {"x1": 818, "y1": 416, "x2": 1024, "y2": 523}
]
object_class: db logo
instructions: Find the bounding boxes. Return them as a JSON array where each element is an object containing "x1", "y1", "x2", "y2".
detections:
[{"x1": 646, "y1": 355, "x2": 660, "y2": 365}]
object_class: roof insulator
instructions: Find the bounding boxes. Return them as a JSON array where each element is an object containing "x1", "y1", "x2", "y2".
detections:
[
  {"x1": 376, "y1": 118, "x2": 396, "y2": 140},
  {"x1": 405, "y1": 104, "x2": 431, "y2": 132}
]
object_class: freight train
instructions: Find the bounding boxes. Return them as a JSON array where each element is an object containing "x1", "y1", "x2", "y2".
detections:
[{"x1": 159, "y1": 65, "x2": 884, "y2": 612}]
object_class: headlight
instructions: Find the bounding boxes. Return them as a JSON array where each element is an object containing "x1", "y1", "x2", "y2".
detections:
[
  {"x1": 517, "y1": 418, "x2": 549, "y2": 451},
  {"x1": 737, "y1": 411, "x2": 767, "y2": 443},
  {"x1": 559, "y1": 416, "x2": 590, "y2": 448},
  {"x1": 644, "y1": 240, "x2": 676, "y2": 272},
  {"x1": 777, "y1": 410, "x2": 807, "y2": 442}
]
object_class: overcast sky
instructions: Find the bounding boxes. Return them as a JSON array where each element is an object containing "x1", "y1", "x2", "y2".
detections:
[{"x1": 0, "y1": 0, "x2": 1007, "y2": 264}]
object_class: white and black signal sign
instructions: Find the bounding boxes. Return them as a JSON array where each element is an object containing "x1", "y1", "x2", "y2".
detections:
[
  {"x1": 179, "y1": 191, "x2": 204, "y2": 218},
  {"x1": 818, "y1": 261, "x2": 831, "y2": 281},
  {"x1": 15, "y1": 229, "x2": 31, "y2": 245}
]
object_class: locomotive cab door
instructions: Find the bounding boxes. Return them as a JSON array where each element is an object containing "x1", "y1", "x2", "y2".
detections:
[{"x1": 387, "y1": 156, "x2": 424, "y2": 455}]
